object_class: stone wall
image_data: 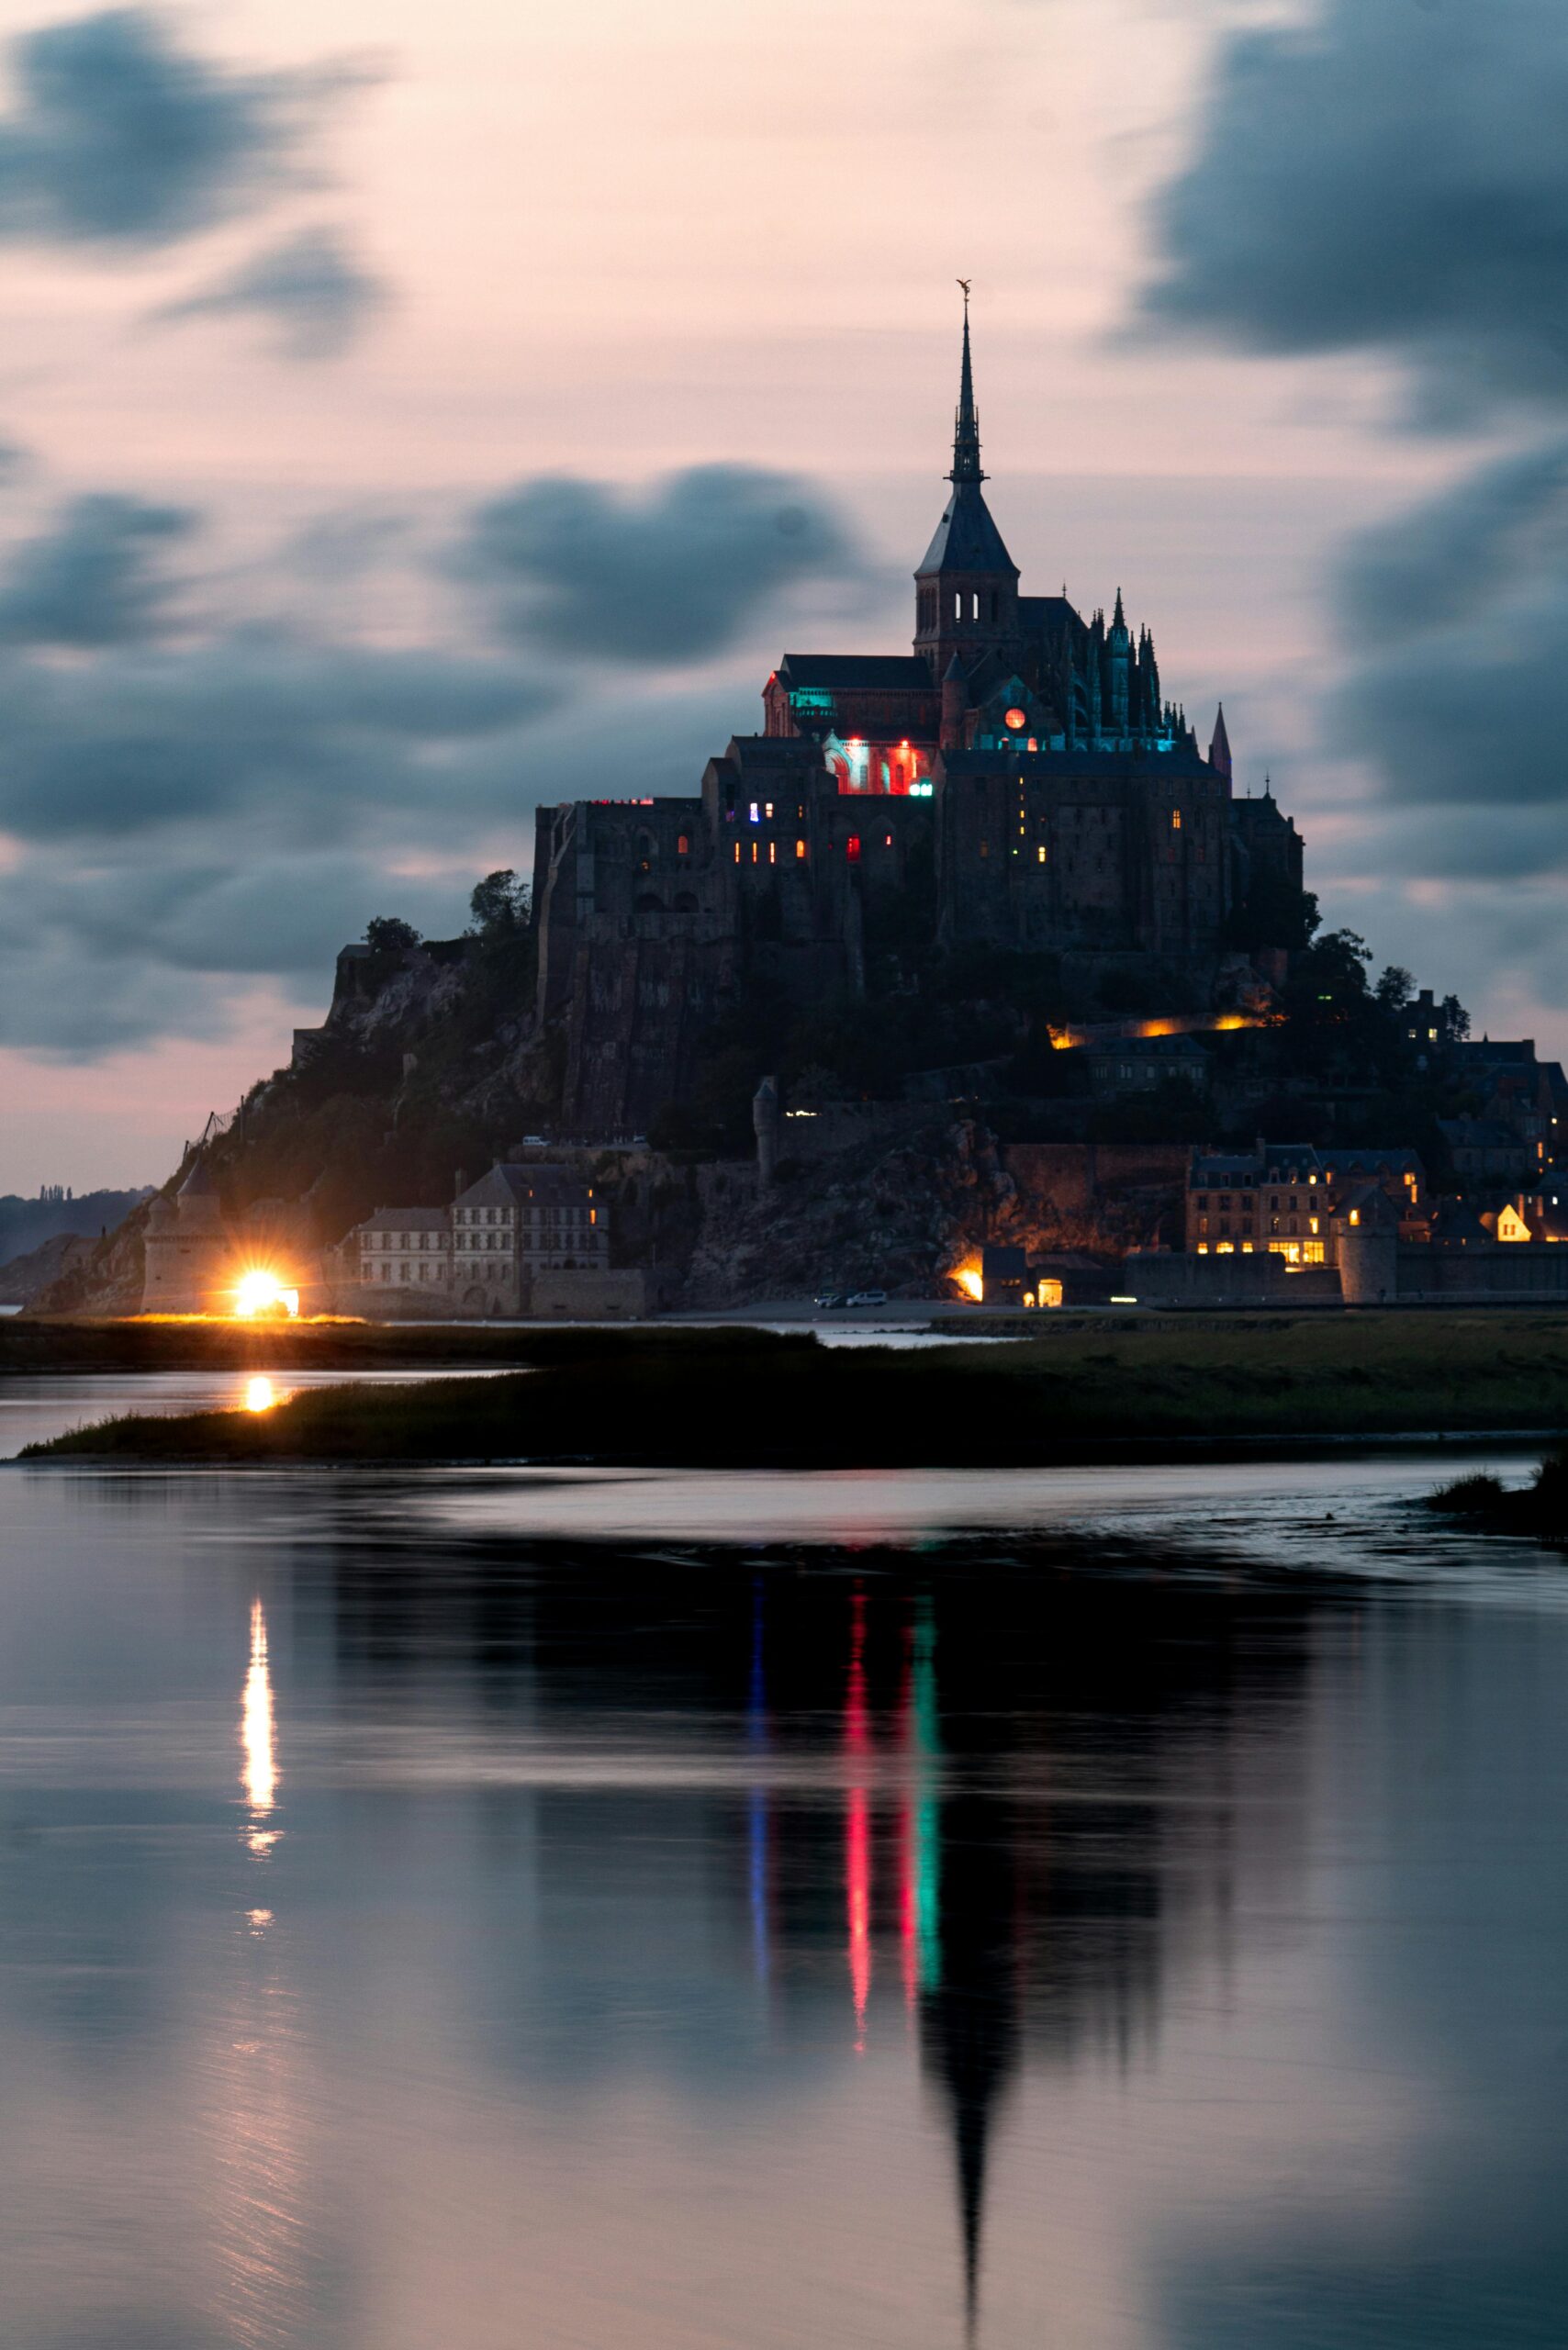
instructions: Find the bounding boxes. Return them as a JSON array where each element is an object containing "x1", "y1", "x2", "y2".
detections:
[{"x1": 999, "y1": 1142, "x2": 1190, "y2": 1256}]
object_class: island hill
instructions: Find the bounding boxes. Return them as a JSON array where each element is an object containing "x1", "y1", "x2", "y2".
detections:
[
  {"x1": 27, "y1": 308, "x2": 1568, "y2": 1325},
  {"x1": 20, "y1": 1314, "x2": 1568, "y2": 1465}
]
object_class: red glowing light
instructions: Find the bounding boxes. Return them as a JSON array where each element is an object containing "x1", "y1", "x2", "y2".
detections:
[
  {"x1": 846, "y1": 1591, "x2": 872, "y2": 2046},
  {"x1": 1004, "y1": 707, "x2": 1026, "y2": 731}
]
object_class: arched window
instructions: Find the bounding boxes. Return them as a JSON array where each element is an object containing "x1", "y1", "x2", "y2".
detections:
[
  {"x1": 673, "y1": 890, "x2": 699, "y2": 912},
  {"x1": 634, "y1": 892, "x2": 664, "y2": 913},
  {"x1": 971, "y1": 592, "x2": 980, "y2": 621},
  {"x1": 955, "y1": 592, "x2": 962, "y2": 621},
  {"x1": 677, "y1": 833, "x2": 689, "y2": 857}
]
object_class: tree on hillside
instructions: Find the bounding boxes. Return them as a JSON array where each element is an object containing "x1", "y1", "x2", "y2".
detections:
[
  {"x1": 468, "y1": 869, "x2": 531, "y2": 937},
  {"x1": 364, "y1": 916, "x2": 421, "y2": 954}
]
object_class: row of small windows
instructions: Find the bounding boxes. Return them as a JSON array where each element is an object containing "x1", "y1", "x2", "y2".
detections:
[{"x1": 917, "y1": 588, "x2": 1003, "y2": 629}]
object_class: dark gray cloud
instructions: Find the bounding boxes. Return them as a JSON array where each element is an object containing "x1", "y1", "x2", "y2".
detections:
[
  {"x1": 0, "y1": 632, "x2": 555, "y2": 840},
  {"x1": 1331, "y1": 444, "x2": 1568, "y2": 851},
  {"x1": 1142, "y1": 0, "x2": 1568, "y2": 423},
  {"x1": 0, "y1": 494, "x2": 192, "y2": 647},
  {"x1": 0, "y1": 461, "x2": 848, "y2": 1057},
  {"x1": 0, "y1": 8, "x2": 361, "y2": 248},
  {"x1": 455, "y1": 464, "x2": 866, "y2": 664},
  {"x1": 153, "y1": 225, "x2": 386, "y2": 357}
]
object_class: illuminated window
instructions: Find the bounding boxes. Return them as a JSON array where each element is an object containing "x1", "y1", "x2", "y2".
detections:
[
  {"x1": 1304, "y1": 1242, "x2": 1326, "y2": 1265},
  {"x1": 1349, "y1": 1209, "x2": 1360, "y2": 1225},
  {"x1": 768, "y1": 841, "x2": 777, "y2": 863},
  {"x1": 1216, "y1": 1242, "x2": 1235, "y2": 1255},
  {"x1": 734, "y1": 843, "x2": 740, "y2": 863},
  {"x1": 1172, "y1": 811, "x2": 1182, "y2": 829},
  {"x1": 765, "y1": 802, "x2": 774, "y2": 818},
  {"x1": 751, "y1": 843, "x2": 758, "y2": 863},
  {"x1": 677, "y1": 834, "x2": 689, "y2": 856},
  {"x1": 1196, "y1": 1242, "x2": 1208, "y2": 1254},
  {"x1": 1037, "y1": 845, "x2": 1047, "y2": 863},
  {"x1": 1004, "y1": 707, "x2": 1026, "y2": 732},
  {"x1": 980, "y1": 840, "x2": 989, "y2": 857},
  {"x1": 796, "y1": 838, "x2": 807, "y2": 858},
  {"x1": 749, "y1": 802, "x2": 760, "y2": 822},
  {"x1": 846, "y1": 835, "x2": 861, "y2": 861}
]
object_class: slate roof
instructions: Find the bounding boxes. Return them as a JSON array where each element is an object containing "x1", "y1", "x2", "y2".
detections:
[
  {"x1": 777, "y1": 655, "x2": 933, "y2": 691},
  {"x1": 917, "y1": 482, "x2": 1018, "y2": 576},
  {"x1": 358, "y1": 1206, "x2": 450, "y2": 1235}
]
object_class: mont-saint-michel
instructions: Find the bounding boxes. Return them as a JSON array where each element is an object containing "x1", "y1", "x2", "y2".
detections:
[
  {"x1": 25, "y1": 306, "x2": 1567, "y2": 1329},
  {"x1": 11, "y1": 6, "x2": 1568, "y2": 2346}
]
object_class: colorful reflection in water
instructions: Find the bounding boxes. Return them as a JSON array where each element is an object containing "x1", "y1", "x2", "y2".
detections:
[
  {"x1": 242, "y1": 1375, "x2": 280, "y2": 1415},
  {"x1": 846, "y1": 1587, "x2": 872, "y2": 2048},
  {"x1": 241, "y1": 1598, "x2": 279, "y2": 1857}
]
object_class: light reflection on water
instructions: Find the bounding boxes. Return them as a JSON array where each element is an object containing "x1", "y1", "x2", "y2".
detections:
[{"x1": 1, "y1": 1401, "x2": 1567, "y2": 2344}]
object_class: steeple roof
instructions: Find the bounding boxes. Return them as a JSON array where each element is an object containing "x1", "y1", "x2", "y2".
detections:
[{"x1": 917, "y1": 289, "x2": 1018, "y2": 579}]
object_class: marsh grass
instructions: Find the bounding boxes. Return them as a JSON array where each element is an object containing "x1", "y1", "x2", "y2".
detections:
[{"x1": 19, "y1": 1312, "x2": 1568, "y2": 1465}]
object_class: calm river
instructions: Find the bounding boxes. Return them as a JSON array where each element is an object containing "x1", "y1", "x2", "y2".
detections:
[{"x1": 2, "y1": 1372, "x2": 1565, "y2": 2348}]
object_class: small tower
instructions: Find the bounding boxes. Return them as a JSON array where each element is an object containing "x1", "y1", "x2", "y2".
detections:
[
  {"x1": 913, "y1": 287, "x2": 1021, "y2": 678},
  {"x1": 1107, "y1": 588, "x2": 1130, "y2": 741},
  {"x1": 1209, "y1": 702, "x2": 1233, "y2": 783}
]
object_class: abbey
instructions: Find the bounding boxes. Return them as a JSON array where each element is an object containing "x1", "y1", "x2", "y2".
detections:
[{"x1": 532, "y1": 304, "x2": 1304, "y2": 1134}]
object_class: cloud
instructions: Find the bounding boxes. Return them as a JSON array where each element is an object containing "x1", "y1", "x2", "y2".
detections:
[
  {"x1": 152, "y1": 225, "x2": 386, "y2": 358},
  {"x1": 0, "y1": 7, "x2": 364, "y2": 249},
  {"x1": 454, "y1": 464, "x2": 867, "y2": 664},
  {"x1": 0, "y1": 493, "x2": 192, "y2": 646},
  {"x1": 0, "y1": 632, "x2": 555, "y2": 840},
  {"x1": 1333, "y1": 446, "x2": 1568, "y2": 831},
  {"x1": 0, "y1": 462, "x2": 851, "y2": 1058},
  {"x1": 1141, "y1": 0, "x2": 1568, "y2": 424}
]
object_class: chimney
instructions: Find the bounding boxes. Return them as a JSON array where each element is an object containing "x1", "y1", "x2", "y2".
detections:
[{"x1": 454, "y1": 1168, "x2": 467, "y2": 1201}]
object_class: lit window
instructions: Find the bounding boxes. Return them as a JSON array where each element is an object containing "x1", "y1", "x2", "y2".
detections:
[
  {"x1": 884, "y1": 833, "x2": 892, "y2": 847},
  {"x1": 765, "y1": 802, "x2": 774, "y2": 818},
  {"x1": 1172, "y1": 810, "x2": 1182, "y2": 829},
  {"x1": 734, "y1": 843, "x2": 740, "y2": 863},
  {"x1": 846, "y1": 835, "x2": 861, "y2": 861},
  {"x1": 769, "y1": 841, "x2": 777, "y2": 863},
  {"x1": 1037, "y1": 845, "x2": 1047, "y2": 863},
  {"x1": 749, "y1": 802, "x2": 760, "y2": 822},
  {"x1": 751, "y1": 843, "x2": 758, "y2": 863},
  {"x1": 796, "y1": 838, "x2": 807, "y2": 858},
  {"x1": 678, "y1": 834, "x2": 689, "y2": 856},
  {"x1": 1196, "y1": 1242, "x2": 1208, "y2": 1254}
]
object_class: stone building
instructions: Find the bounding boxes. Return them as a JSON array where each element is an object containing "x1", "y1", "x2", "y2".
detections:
[
  {"x1": 140, "y1": 1158, "x2": 233, "y2": 1313},
  {"x1": 353, "y1": 1206, "x2": 454, "y2": 1297},
  {"x1": 452, "y1": 1163, "x2": 609, "y2": 1315},
  {"x1": 1184, "y1": 1143, "x2": 1425, "y2": 1265},
  {"x1": 530, "y1": 298, "x2": 1305, "y2": 1137}
]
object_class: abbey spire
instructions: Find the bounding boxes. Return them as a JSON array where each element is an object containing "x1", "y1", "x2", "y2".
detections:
[
  {"x1": 914, "y1": 286, "x2": 1020, "y2": 676},
  {"x1": 950, "y1": 280, "x2": 985, "y2": 485}
]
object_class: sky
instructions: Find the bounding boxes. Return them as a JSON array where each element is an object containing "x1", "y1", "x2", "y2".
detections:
[{"x1": 2, "y1": 0, "x2": 1565, "y2": 1191}]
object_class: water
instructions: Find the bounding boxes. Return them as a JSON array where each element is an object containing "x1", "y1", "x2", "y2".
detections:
[{"x1": 1, "y1": 1376, "x2": 1566, "y2": 2347}]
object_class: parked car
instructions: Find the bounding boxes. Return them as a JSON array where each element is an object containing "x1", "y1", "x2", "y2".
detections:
[
  {"x1": 846, "y1": 1289, "x2": 888, "y2": 1308},
  {"x1": 814, "y1": 1291, "x2": 847, "y2": 1310}
]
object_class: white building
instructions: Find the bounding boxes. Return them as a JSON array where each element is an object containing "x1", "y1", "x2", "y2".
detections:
[
  {"x1": 453, "y1": 1163, "x2": 610, "y2": 1314},
  {"x1": 353, "y1": 1205, "x2": 454, "y2": 1292}
]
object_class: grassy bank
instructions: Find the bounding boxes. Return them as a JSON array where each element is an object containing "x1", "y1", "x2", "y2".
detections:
[
  {"x1": 1427, "y1": 1445, "x2": 1568, "y2": 1539},
  {"x1": 18, "y1": 1312, "x2": 1568, "y2": 1464}
]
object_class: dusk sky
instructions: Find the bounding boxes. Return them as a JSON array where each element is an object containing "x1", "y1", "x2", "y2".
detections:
[{"x1": 4, "y1": 0, "x2": 1565, "y2": 1191}]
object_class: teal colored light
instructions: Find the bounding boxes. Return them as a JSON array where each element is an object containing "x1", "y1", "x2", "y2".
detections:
[{"x1": 913, "y1": 1604, "x2": 941, "y2": 1992}]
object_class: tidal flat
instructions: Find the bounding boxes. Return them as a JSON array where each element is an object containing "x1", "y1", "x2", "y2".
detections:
[{"x1": 18, "y1": 1310, "x2": 1568, "y2": 1463}]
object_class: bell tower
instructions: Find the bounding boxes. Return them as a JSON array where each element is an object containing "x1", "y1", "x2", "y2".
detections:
[{"x1": 914, "y1": 286, "x2": 1020, "y2": 681}]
